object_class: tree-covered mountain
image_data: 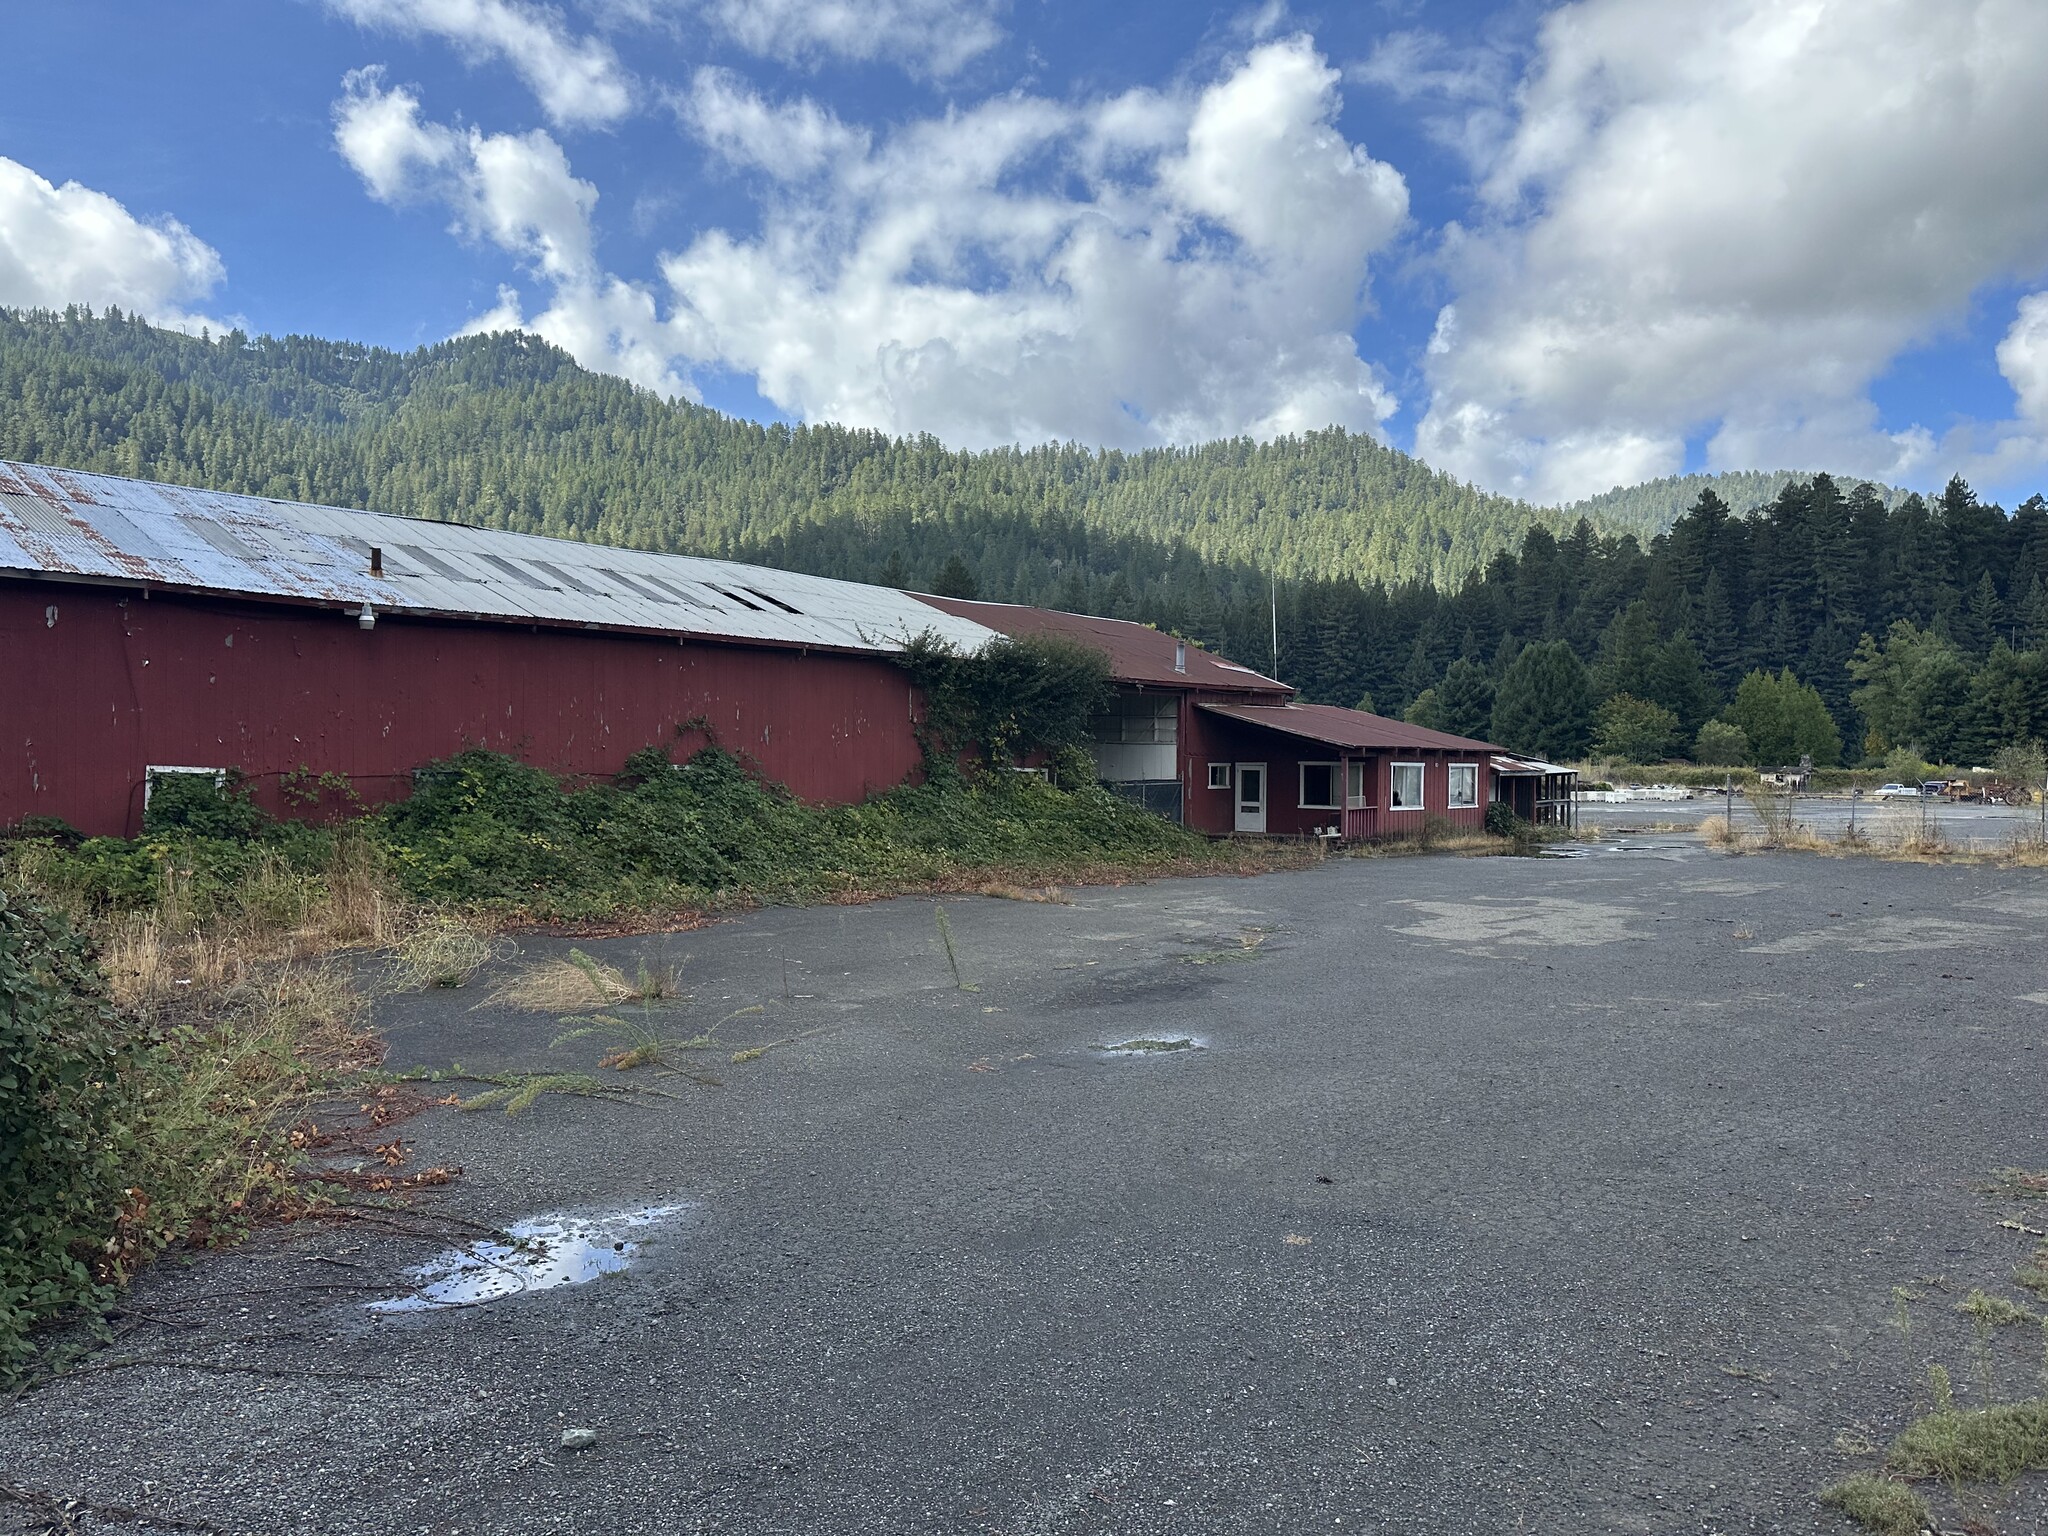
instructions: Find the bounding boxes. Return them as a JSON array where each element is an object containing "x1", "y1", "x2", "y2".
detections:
[
  {"x1": 1557, "y1": 469, "x2": 1910, "y2": 532},
  {"x1": 6, "y1": 306, "x2": 2043, "y2": 768}
]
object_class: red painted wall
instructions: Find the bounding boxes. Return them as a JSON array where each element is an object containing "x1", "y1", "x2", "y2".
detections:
[{"x1": 2, "y1": 581, "x2": 926, "y2": 837}]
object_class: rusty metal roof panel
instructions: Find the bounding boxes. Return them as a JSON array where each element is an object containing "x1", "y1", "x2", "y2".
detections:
[
  {"x1": 1198, "y1": 701, "x2": 1501, "y2": 754},
  {"x1": 0, "y1": 461, "x2": 998, "y2": 655},
  {"x1": 911, "y1": 593, "x2": 1291, "y2": 693}
]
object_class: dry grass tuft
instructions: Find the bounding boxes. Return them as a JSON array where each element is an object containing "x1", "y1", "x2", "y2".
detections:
[
  {"x1": 485, "y1": 947, "x2": 678, "y2": 1011},
  {"x1": 973, "y1": 882, "x2": 1074, "y2": 904},
  {"x1": 387, "y1": 914, "x2": 504, "y2": 991}
]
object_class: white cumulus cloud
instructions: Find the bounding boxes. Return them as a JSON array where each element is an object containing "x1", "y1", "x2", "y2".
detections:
[
  {"x1": 0, "y1": 156, "x2": 227, "y2": 334},
  {"x1": 333, "y1": 71, "x2": 680, "y2": 392},
  {"x1": 324, "y1": 0, "x2": 632, "y2": 126},
  {"x1": 334, "y1": 37, "x2": 1409, "y2": 450},
  {"x1": 661, "y1": 36, "x2": 1409, "y2": 447},
  {"x1": 2000, "y1": 292, "x2": 2048, "y2": 435},
  {"x1": 1411, "y1": 0, "x2": 2048, "y2": 503},
  {"x1": 678, "y1": 67, "x2": 869, "y2": 180}
]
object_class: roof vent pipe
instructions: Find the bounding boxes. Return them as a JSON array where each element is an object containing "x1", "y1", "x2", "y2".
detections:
[
  {"x1": 369, "y1": 546, "x2": 383, "y2": 576},
  {"x1": 1174, "y1": 639, "x2": 1186, "y2": 674}
]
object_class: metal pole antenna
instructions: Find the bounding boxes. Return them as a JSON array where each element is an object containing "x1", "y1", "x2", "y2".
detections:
[{"x1": 1270, "y1": 572, "x2": 1279, "y2": 681}]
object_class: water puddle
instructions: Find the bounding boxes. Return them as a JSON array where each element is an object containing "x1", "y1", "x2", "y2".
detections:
[
  {"x1": 1092, "y1": 1036, "x2": 1206, "y2": 1057},
  {"x1": 365, "y1": 1205, "x2": 688, "y2": 1314}
]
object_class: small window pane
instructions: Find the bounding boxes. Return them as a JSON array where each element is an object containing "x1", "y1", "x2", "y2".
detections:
[
  {"x1": 1391, "y1": 763, "x2": 1424, "y2": 809},
  {"x1": 1208, "y1": 762, "x2": 1231, "y2": 790},
  {"x1": 1448, "y1": 764, "x2": 1478, "y2": 808},
  {"x1": 1346, "y1": 761, "x2": 1366, "y2": 805},
  {"x1": 1300, "y1": 763, "x2": 1336, "y2": 808}
]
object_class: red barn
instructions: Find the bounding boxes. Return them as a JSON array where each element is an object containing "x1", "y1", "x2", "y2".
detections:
[{"x1": 0, "y1": 461, "x2": 997, "y2": 837}]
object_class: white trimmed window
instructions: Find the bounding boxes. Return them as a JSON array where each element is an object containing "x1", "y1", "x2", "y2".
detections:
[
  {"x1": 1448, "y1": 763, "x2": 1478, "y2": 809},
  {"x1": 1207, "y1": 762, "x2": 1231, "y2": 790},
  {"x1": 1299, "y1": 762, "x2": 1338, "y2": 809},
  {"x1": 1346, "y1": 760, "x2": 1369, "y2": 808},
  {"x1": 1390, "y1": 761, "x2": 1425, "y2": 810}
]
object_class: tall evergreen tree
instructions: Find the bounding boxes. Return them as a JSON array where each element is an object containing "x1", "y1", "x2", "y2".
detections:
[{"x1": 1491, "y1": 642, "x2": 1594, "y2": 760}]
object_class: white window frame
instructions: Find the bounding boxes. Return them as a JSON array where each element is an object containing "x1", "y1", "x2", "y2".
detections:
[
  {"x1": 1346, "y1": 760, "x2": 1370, "y2": 809},
  {"x1": 1207, "y1": 762, "x2": 1232, "y2": 790},
  {"x1": 1298, "y1": 761, "x2": 1339, "y2": 810},
  {"x1": 1447, "y1": 762, "x2": 1479, "y2": 809},
  {"x1": 1389, "y1": 761, "x2": 1425, "y2": 811}
]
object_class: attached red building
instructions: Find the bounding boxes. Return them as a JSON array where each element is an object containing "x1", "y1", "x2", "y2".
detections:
[{"x1": 916, "y1": 597, "x2": 1556, "y2": 839}]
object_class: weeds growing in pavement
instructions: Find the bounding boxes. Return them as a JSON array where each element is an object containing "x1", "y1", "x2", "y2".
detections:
[
  {"x1": 1888, "y1": 1386, "x2": 2048, "y2": 1484},
  {"x1": 387, "y1": 916, "x2": 504, "y2": 990},
  {"x1": 550, "y1": 1004, "x2": 762, "y2": 1078},
  {"x1": 1959, "y1": 1289, "x2": 2043, "y2": 1330},
  {"x1": 934, "y1": 905, "x2": 976, "y2": 991},
  {"x1": 1817, "y1": 1473, "x2": 1932, "y2": 1536},
  {"x1": 486, "y1": 948, "x2": 678, "y2": 1011},
  {"x1": 454, "y1": 1071, "x2": 637, "y2": 1115},
  {"x1": 2018, "y1": 1244, "x2": 2048, "y2": 1302}
]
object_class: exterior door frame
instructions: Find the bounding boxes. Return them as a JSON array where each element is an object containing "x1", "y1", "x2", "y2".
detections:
[{"x1": 1234, "y1": 761, "x2": 1267, "y2": 833}]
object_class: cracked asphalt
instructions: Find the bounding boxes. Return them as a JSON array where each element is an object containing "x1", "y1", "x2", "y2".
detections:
[{"x1": 4, "y1": 837, "x2": 2046, "y2": 1535}]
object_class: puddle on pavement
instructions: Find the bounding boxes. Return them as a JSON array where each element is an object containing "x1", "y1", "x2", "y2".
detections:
[
  {"x1": 365, "y1": 1205, "x2": 688, "y2": 1314},
  {"x1": 1092, "y1": 1036, "x2": 1206, "y2": 1056}
]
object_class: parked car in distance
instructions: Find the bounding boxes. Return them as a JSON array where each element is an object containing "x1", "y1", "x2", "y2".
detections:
[
  {"x1": 1873, "y1": 782, "x2": 1920, "y2": 799},
  {"x1": 1921, "y1": 780, "x2": 1951, "y2": 799}
]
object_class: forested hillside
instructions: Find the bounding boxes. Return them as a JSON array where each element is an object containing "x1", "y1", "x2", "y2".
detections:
[
  {"x1": 1557, "y1": 470, "x2": 1909, "y2": 532},
  {"x1": 5, "y1": 307, "x2": 2041, "y2": 769},
  {"x1": 2, "y1": 307, "x2": 1602, "y2": 593}
]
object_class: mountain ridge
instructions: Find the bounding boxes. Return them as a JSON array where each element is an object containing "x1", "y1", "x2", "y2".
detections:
[{"x1": 0, "y1": 306, "x2": 1906, "y2": 599}]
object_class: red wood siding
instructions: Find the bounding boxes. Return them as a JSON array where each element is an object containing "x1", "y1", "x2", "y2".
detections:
[
  {"x1": 2, "y1": 582, "x2": 926, "y2": 837},
  {"x1": 1177, "y1": 697, "x2": 1487, "y2": 839}
]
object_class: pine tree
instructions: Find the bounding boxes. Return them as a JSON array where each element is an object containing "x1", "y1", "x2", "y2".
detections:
[
  {"x1": 1435, "y1": 659, "x2": 1496, "y2": 740},
  {"x1": 1491, "y1": 641, "x2": 1593, "y2": 760}
]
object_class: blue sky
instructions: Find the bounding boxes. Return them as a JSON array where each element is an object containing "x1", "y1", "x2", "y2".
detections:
[{"x1": 3, "y1": 0, "x2": 2047, "y2": 507}]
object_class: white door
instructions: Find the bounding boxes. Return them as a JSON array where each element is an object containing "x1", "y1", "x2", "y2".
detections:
[{"x1": 1234, "y1": 763, "x2": 1267, "y2": 833}]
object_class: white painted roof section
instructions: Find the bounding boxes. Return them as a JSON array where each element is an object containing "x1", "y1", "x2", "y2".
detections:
[{"x1": 0, "y1": 461, "x2": 1000, "y2": 655}]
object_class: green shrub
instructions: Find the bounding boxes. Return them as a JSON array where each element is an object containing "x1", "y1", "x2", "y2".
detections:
[
  {"x1": 0, "y1": 887, "x2": 151, "y2": 1369},
  {"x1": 1817, "y1": 1472, "x2": 1931, "y2": 1536},
  {"x1": 1484, "y1": 801, "x2": 1525, "y2": 838},
  {"x1": 373, "y1": 744, "x2": 1210, "y2": 916},
  {"x1": 142, "y1": 769, "x2": 268, "y2": 840}
]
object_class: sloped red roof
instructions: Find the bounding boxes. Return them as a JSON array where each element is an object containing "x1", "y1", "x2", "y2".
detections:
[
  {"x1": 1198, "y1": 701, "x2": 1501, "y2": 754},
  {"x1": 912, "y1": 594, "x2": 1289, "y2": 695}
]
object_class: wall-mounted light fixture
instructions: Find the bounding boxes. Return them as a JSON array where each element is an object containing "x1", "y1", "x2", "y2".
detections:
[{"x1": 357, "y1": 603, "x2": 376, "y2": 631}]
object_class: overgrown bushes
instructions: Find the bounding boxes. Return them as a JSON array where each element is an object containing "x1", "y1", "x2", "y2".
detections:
[
  {"x1": 379, "y1": 741, "x2": 1210, "y2": 916},
  {"x1": 0, "y1": 887, "x2": 151, "y2": 1367}
]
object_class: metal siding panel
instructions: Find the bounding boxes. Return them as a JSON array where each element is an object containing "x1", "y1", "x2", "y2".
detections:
[{"x1": 2, "y1": 582, "x2": 928, "y2": 836}]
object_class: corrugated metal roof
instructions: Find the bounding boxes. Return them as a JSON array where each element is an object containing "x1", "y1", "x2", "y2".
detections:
[
  {"x1": 1490, "y1": 754, "x2": 1573, "y2": 776},
  {"x1": 913, "y1": 594, "x2": 1289, "y2": 694},
  {"x1": 0, "y1": 461, "x2": 999, "y2": 656},
  {"x1": 1198, "y1": 701, "x2": 1500, "y2": 754}
]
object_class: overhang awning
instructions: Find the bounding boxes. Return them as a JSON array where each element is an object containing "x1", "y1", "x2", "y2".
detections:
[{"x1": 1490, "y1": 754, "x2": 1575, "y2": 776}]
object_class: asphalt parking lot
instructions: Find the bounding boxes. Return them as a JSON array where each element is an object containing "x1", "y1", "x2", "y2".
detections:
[{"x1": 4, "y1": 837, "x2": 2046, "y2": 1535}]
